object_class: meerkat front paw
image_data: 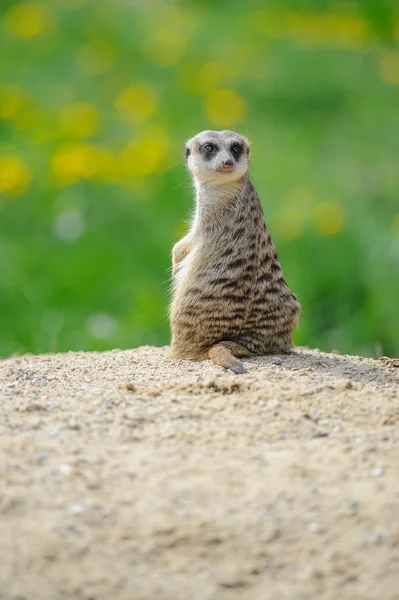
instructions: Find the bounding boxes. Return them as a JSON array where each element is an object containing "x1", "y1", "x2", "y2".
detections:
[{"x1": 172, "y1": 237, "x2": 192, "y2": 267}]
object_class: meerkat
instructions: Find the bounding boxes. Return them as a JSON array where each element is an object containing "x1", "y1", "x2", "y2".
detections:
[{"x1": 169, "y1": 130, "x2": 301, "y2": 374}]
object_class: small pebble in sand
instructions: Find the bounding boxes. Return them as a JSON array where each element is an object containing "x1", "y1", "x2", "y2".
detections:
[
  {"x1": 311, "y1": 430, "x2": 329, "y2": 438},
  {"x1": 371, "y1": 465, "x2": 384, "y2": 478},
  {"x1": 308, "y1": 521, "x2": 325, "y2": 534},
  {"x1": 346, "y1": 500, "x2": 358, "y2": 514},
  {"x1": 306, "y1": 411, "x2": 321, "y2": 423},
  {"x1": 47, "y1": 426, "x2": 61, "y2": 438},
  {"x1": 68, "y1": 504, "x2": 86, "y2": 515},
  {"x1": 376, "y1": 530, "x2": 390, "y2": 544},
  {"x1": 36, "y1": 452, "x2": 47, "y2": 465},
  {"x1": 59, "y1": 463, "x2": 73, "y2": 476},
  {"x1": 267, "y1": 398, "x2": 279, "y2": 409}
]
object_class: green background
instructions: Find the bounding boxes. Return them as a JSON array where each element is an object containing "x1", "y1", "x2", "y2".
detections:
[{"x1": 1, "y1": 0, "x2": 398, "y2": 358}]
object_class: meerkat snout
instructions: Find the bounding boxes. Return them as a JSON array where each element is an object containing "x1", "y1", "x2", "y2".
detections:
[
  {"x1": 222, "y1": 159, "x2": 233, "y2": 171},
  {"x1": 185, "y1": 129, "x2": 250, "y2": 185}
]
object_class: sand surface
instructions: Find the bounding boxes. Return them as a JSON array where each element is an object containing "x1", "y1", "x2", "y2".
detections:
[{"x1": 0, "y1": 346, "x2": 398, "y2": 600}]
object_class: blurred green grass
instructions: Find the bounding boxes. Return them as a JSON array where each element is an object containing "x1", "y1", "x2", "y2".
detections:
[{"x1": 0, "y1": 0, "x2": 398, "y2": 358}]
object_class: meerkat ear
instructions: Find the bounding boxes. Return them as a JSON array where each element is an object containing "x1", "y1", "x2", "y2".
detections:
[{"x1": 184, "y1": 146, "x2": 191, "y2": 159}]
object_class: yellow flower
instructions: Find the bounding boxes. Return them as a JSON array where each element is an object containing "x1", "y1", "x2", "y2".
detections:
[
  {"x1": 0, "y1": 85, "x2": 30, "y2": 120},
  {"x1": 114, "y1": 84, "x2": 158, "y2": 124},
  {"x1": 379, "y1": 52, "x2": 399, "y2": 86},
  {"x1": 179, "y1": 60, "x2": 245, "y2": 95},
  {"x1": 273, "y1": 187, "x2": 315, "y2": 241},
  {"x1": 204, "y1": 89, "x2": 246, "y2": 127},
  {"x1": 314, "y1": 201, "x2": 345, "y2": 236},
  {"x1": 3, "y1": 2, "x2": 52, "y2": 39},
  {"x1": 12, "y1": 107, "x2": 47, "y2": 134},
  {"x1": 285, "y1": 186, "x2": 315, "y2": 212},
  {"x1": 0, "y1": 155, "x2": 32, "y2": 196},
  {"x1": 146, "y1": 7, "x2": 199, "y2": 67},
  {"x1": 287, "y1": 13, "x2": 367, "y2": 48},
  {"x1": 51, "y1": 143, "x2": 106, "y2": 185},
  {"x1": 119, "y1": 128, "x2": 170, "y2": 179},
  {"x1": 273, "y1": 207, "x2": 304, "y2": 241},
  {"x1": 179, "y1": 61, "x2": 222, "y2": 95},
  {"x1": 59, "y1": 103, "x2": 100, "y2": 138},
  {"x1": 254, "y1": 9, "x2": 367, "y2": 50}
]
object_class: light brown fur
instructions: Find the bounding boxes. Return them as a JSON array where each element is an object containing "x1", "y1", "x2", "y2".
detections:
[{"x1": 169, "y1": 130, "x2": 301, "y2": 373}]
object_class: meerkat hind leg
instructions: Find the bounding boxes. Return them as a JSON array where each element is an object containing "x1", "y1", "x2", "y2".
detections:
[{"x1": 209, "y1": 341, "x2": 251, "y2": 374}]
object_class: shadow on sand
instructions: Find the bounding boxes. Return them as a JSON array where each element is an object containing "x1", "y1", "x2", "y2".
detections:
[{"x1": 249, "y1": 349, "x2": 399, "y2": 388}]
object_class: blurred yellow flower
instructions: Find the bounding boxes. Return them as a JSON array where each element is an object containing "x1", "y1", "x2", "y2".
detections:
[
  {"x1": 0, "y1": 85, "x2": 30, "y2": 120},
  {"x1": 3, "y1": 2, "x2": 52, "y2": 39},
  {"x1": 51, "y1": 143, "x2": 106, "y2": 185},
  {"x1": 273, "y1": 206, "x2": 304, "y2": 241},
  {"x1": 115, "y1": 84, "x2": 158, "y2": 124},
  {"x1": 180, "y1": 60, "x2": 245, "y2": 95},
  {"x1": 379, "y1": 52, "x2": 399, "y2": 86},
  {"x1": 327, "y1": 14, "x2": 367, "y2": 47},
  {"x1": 285, "y1": 185, "x2": 315, "y2": 212},
  {"x1": 180, "y1": 61, "x2": 223, "y2": 95},
  {"x1": 273, "y1": 186, "x2": 315, "y2": 240},
  {"x1": 314, "y1": 201, "x2": 345, "y2": 236},
  {"x1": 146, "y1": 7, "x2": 199, "y2": 67},
  {"x1": 255, "y1": 9, "x2": 367, "y2": 50},
  {"x1": 288, "y1": 13, "x2": 367, "y2": 48},
  {"x1": 119, "y1": 128, "x2": 170, "y2": 178},
  {"x1": 77, "y1": 40, "x2": 117, "y2": 75},
  {"x1": 59, "y1": 103, "x2": 100, "y2": 138},
  {"x1": 0, "y1": 87, "x2": 53, "y2": 142},
  {"x1": 204, "y1": 89, "x2": 246, "y2": 127},
  {"x1": 0, "y1": 155, "x2": 32, "y2": 196}
]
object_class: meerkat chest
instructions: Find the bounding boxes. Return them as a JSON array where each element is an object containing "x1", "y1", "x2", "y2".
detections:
[{"x1": 179, "y1": 237, "x2": 255, "y2": 299}]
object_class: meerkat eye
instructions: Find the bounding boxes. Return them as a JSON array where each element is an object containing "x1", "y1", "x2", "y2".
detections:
[
  {"x1": 203, "y1": 143, "x2": 216, "y2": 154},
  {"x1": 230, "y1": 143, "x2": 242, "y2": 158}
]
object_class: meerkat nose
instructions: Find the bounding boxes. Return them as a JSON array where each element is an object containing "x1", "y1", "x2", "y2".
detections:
[{"x1": 222, "y1": 159, "x2": 233, "y2": 169}]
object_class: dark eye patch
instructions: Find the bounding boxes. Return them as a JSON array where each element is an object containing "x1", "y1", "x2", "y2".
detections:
[
  {"x1": 201, "y1": 142, "x2": 218, "y2": 158},
  {"x1": 230, "y1": 142, "x2": 243, "y2": 158}
]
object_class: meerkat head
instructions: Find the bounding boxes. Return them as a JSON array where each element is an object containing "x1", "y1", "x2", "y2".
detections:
[{"x1": 184, "y1": 130, "x2": 250, "y2": 185}]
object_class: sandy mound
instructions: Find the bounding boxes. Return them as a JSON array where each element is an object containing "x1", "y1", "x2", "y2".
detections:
[{"x1": 0, "y1": 347, "x2": 398, "y2": 599}]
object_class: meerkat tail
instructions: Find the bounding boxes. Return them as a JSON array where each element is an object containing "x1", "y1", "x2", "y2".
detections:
[{"x1": 208, "y1": 342, "x2": 251, "y2": 374}]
